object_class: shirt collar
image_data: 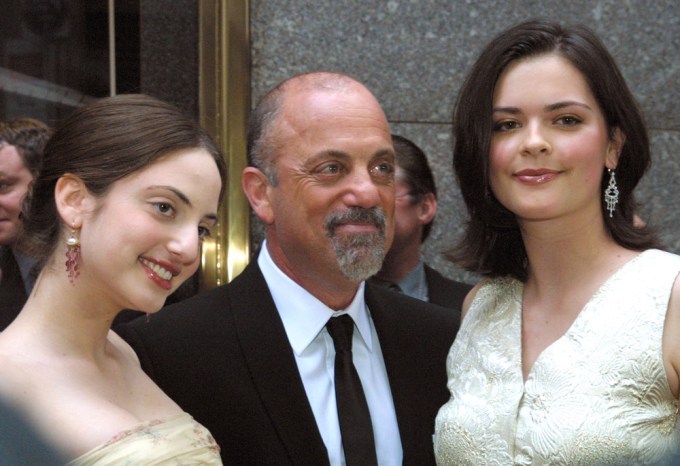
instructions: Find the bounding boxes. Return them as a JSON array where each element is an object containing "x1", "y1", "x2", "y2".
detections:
[
  {"x1": 399, "y1": 259, "x2": 428, "y2": 301},
  {"x1": 258, "y1": 241, "x2": 374, "y2": 356},
  {"x1": 12, "y1": 248, "x2": 38, "y2": 292}
]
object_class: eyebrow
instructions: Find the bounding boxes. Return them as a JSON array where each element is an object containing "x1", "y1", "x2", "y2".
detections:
[
  {"x1": 307, "y1": 150, "x2": 351, "y2": 164},
  {"x1": 493, "y1": 100, "x2": 593, "y2": 114},
  {"x1": 306, "y1": 148, "x2": 395, "y2": 164},
  {"x1": 545, "y1": 101, "x2": 593, "y2": 112},
  {"x1": 149, "y1": 185, "x2": 218, "y2": 224},
  {"x1": 153, "y1": 185, "x2": 192, "y2": 206}
]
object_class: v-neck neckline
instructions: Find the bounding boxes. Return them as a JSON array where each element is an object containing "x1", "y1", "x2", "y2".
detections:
[{"x1": 518, "y1": 249, "x2": 648, "y2": 383}]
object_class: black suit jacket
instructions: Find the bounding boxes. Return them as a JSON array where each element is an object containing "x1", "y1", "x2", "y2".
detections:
[
  {"x1": 424, "y1": 264, "x2": 472, "y2": 312},
  {"x1": 0, "y1": 247, "x2": 27, "y2": 330},
  {"x1": 116, "y1": 261, "x2": 459, "y2": 465}
]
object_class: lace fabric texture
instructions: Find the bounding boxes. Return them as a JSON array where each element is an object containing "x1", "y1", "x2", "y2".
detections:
[
  {"x1": 67, "y1": 412, "x2": 222, "y2": 465},
  {"x1": 434, "y1": 249, "x2": 680, "y2": 465}
]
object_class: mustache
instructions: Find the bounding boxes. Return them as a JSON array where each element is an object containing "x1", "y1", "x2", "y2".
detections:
[{"x1": 325, "y1": 207, "x2": 386, "y2": 236}]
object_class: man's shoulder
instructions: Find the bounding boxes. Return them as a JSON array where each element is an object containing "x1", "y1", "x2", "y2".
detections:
[
  {"x1": 424, "y1": 264, "x2": 470, "y2": 290},
  {"x1": 423, "y1": 263, "x2": 472, "y2": 311},
  {"x1": 365, "y1": 282, "x2": 460, "y2": 353},
  {"x1": 366, "y1": 281, "x2": 458, "y2": 324},
  {"x1": 116, "y1": 261, "x2": 268, "y2": 331}
]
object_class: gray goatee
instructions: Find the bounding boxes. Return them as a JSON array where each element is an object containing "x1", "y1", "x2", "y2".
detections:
[{"x1": 325, "y1": 206, "x2": 387, "y2": 282}]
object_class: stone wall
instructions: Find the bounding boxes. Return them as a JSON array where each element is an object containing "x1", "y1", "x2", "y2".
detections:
[{"x1": 251, "y1": 0, "x2": 680, "y2": 284}]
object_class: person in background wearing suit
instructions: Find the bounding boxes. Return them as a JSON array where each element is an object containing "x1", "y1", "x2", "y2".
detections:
[
  {"x1": 370, "y1": 134, "x2": 471, "y2": 311},
  {"x1": 117, "y1": 71, "x2": 459, "y2": 466},
  {"x1": 0, "y1": 118, "x2": 51, "y2": 329}
]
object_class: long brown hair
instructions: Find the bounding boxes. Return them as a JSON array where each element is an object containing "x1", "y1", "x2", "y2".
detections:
[{"x1": 22, "y1": 94, "x2": 227, "y2": 265}]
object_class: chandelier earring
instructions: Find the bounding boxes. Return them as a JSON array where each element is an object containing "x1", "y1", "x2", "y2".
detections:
[
  {"x1": 604, "y1": 169, "x2": 619, "y2": 218},
  {"x1": 65, "y1": 224, "x2": 81, "y2": 284}
]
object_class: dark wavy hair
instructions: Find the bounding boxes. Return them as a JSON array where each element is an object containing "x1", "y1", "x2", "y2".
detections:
[
  {"x1": 450, "y1": 19, "x2": 660, "y2": 281},
  {"x1": 22, "y1": 94, "x2": 227, "y2": 266},
  {"x1": 0, "y1": 117, "x2": 52, "y2": 178}
]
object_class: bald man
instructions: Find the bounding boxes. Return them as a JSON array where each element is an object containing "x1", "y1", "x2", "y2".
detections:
[{"x1": 117, "y1": 72, "x2": 459, "y2": 465}]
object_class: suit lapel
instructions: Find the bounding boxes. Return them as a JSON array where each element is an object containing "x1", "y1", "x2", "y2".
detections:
[
  {"x1": 424, "y1": 265, "x2": 447, "y2": 307},
  {"x1": 229, "y1": 262, "x2": 330, "y2": 465},
  {"x1": 0, "y1": 247, "x2": 27, "y2": 329}
]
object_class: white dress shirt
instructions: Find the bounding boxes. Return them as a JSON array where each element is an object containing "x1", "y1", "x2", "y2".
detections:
[{"x1": 258, "y1": 242, "x2": 403, "y2": 466}]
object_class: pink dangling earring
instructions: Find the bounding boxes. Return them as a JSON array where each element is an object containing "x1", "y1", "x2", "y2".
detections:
[{"x1": 65, "y1": 226, "x2": 81, "y2": 284}]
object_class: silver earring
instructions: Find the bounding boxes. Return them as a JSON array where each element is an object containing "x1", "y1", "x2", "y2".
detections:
[{"x1": 604, "y1": 169, "x2": 619, "y2": 218}]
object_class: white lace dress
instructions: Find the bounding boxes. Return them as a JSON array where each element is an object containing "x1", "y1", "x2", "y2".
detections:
[{"x1": 434, "y1": 249, "x2": 680, "y2": 465}]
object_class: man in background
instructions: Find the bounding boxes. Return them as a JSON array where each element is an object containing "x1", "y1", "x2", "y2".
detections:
[
  {"x1": 0, "y1": 118, "x2": 51, "y2": 328},
  {"x1": 371, "y1": 134, "x2": 471, "y2": 311}
]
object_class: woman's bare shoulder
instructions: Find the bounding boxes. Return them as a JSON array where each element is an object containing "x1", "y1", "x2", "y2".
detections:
[
  {"x1": 460, "y1": 278, "x2": 490, "y2": 321},
  {"x1": 664, "y1": 272, "x2": 680, "y2": 399}
]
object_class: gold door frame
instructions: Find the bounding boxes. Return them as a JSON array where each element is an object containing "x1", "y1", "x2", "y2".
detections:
[{"x1": 198, "y1": 0, "x2": 250, "y2": 289}]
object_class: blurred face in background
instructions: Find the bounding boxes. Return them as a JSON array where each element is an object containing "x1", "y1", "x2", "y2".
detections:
[
  {"x1": 390, "y1": 169, "x2": 436, "y2": 253},
  {"x1": 0, "y1": 144, "x2": 33, "y2": 245}
]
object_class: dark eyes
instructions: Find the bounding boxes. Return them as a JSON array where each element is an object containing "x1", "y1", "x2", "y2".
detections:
[
  {"x1": 493, "y1": 116, "x2": 583, "y2": 132},
  {"x1": 370, "y1": 161, "x2": 395, "y2": 180},
  {"x1": 151, "y1": 201, "x2": 212, "y2": 241},
  {"x1": 198, "y1": 226, "x2": 211, "y2": 240},
  {"x1": 154, "y1": 202, "x2": 175, "y2": 217},
  {"x1": 314, "y1": 162, "x2": 394, "y2": 176},
  {"x1": 319, "y1": 163, "x2": 341, "y2": 174},
  {"x1": 493, "y1": 120, "x2": 520, "y2": 132},
  {"x1": 555, "y1": 116, "x2": 582, "y2": 126}
]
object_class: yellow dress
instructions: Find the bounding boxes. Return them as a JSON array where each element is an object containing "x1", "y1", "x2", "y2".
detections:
[
  {"x1": 67, "y1": 413, "x2": 221, "y2": 465},
  {"x1": 434, "y1": 249, "x2": 680, "y2": 465}
]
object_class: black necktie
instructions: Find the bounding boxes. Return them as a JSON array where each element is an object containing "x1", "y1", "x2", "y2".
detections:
[{"x1": 326, "y1": 314, "x2": 377, "y2": 466}]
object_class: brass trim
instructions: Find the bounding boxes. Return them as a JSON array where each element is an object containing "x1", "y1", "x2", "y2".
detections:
[{"x1": 198, "y1": 0, "x2": 251, "y2": 288}]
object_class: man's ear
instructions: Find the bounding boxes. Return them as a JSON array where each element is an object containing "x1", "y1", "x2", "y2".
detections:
[
  {"x1": 417, "y1": 193, "x2": 437, "y2": 226},
  {"x1": 54, "y1": 174, "x2": 93, "y2": 228},
  {"x1": 605, "y1": 127, "x2": 626, "y2": 170},
  {"x1": 242, "y1": 167, "x2": 275, "y2": 224}
]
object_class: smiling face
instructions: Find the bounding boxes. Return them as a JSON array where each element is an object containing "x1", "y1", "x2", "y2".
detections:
[
  {"x1": 489, "y1": 53, "x2": 621, "y2": 224},
  {"x1": 74, "y1": 148, "x2": 221, "y2": 312},
  {"x1": 0, "y1": 144, "x2": 33, "y2": 245},
  {"x1": 253, "y1": 81, "x2": 395, "y2": 292}
]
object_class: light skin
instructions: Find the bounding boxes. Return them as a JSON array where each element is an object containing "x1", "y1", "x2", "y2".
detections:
[
  {"x1": 0, "y1": 144, "x2": 33, "y2": 245},
  {"x1": 0, "y1": 148, "x2": 222, "y2": 459},
  {"x1": 462, "y1": 53, "x2": 679, "y2": 397},
  {"x1": 375, "y1": 171, "x2": 436, "y2": 283},
  {"x1": 243, "y1": 76, "x2": 396, "y2": 310}
]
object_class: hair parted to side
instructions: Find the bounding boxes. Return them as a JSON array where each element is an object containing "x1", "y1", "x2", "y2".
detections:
[
  {"x1": 247, "y1": 71, "x2": 359, "y2": 185},
  {"x1": 392, "y1": 134, "x2": 437, "y2": 242},
  {"x1": 21, "y1": 93, "x2": 227, "y2": 266},
  {"x1": 0, "y1": 117, "x2": 52, "y2": 178},
  {"x1": 450, "y1": 19, "x2": 660, "y2": 282}
]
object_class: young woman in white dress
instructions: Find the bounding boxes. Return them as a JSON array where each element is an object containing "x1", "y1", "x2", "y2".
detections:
[{"x1": 434, "y1": 20, "x2": 680, "y2": 465}]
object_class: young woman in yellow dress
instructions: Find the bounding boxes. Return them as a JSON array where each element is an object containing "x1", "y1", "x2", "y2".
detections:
[{"x1": 0, "y1": 94, "x2": 226, "y2": 465}]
